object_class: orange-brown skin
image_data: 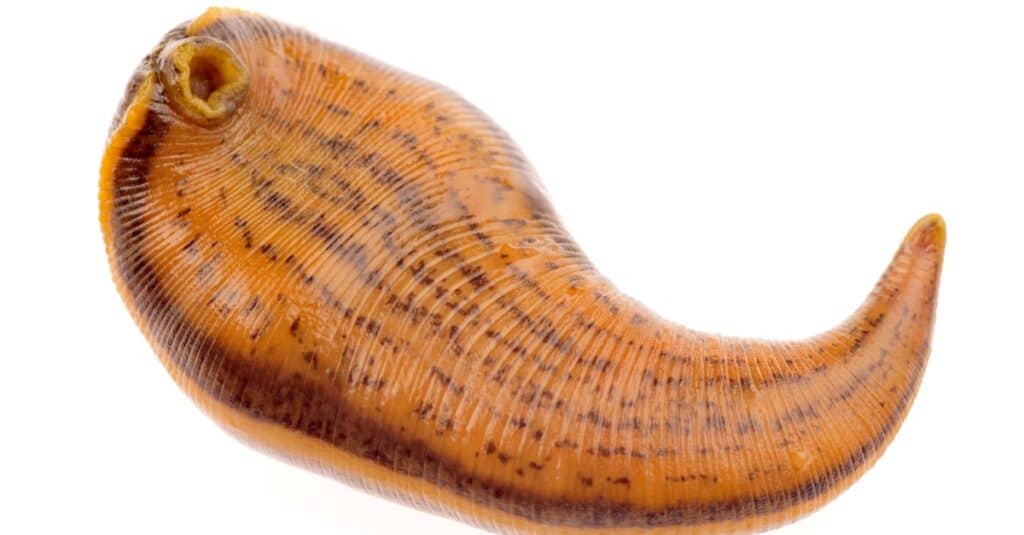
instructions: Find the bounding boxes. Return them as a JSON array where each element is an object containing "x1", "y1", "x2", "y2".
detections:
[{"x1": 100, "y1": 8, "x2": 945, "y2": 534}]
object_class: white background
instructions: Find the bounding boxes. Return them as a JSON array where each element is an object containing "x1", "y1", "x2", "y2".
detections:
[{"x1": 1, "y1": 1, "x2": 1021, "y2": 533}]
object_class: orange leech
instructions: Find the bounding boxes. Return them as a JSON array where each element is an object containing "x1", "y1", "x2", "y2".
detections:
[{"x1": 100, "y1": 8, "x2": 944, "y2": 534}]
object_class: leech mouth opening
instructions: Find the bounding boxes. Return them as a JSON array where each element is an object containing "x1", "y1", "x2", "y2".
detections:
[
  {"x1": 157, "y1": 36, "x2": 249, "y2": 126},
  {"x1": 188, "y1": 52, "x2": 225, "y2": 100}
]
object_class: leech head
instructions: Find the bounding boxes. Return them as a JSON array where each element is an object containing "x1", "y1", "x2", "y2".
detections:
[{"x1": 157, "y1": 36, "x2": 248, "y2": 126}]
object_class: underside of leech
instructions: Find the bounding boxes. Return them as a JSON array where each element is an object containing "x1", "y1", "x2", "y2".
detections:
[{"x1": 100, "y1": 8, "x2": 943, "y2": 534}]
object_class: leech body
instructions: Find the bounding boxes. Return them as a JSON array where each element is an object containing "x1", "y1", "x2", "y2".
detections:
[{"x1": 100, "y1": 8, "x2": 944, "y2": 534}]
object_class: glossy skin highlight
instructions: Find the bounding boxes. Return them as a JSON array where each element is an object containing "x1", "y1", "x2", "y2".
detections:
[{"x1": 100, "y1": 8, "x2": 944, "y2": 534}]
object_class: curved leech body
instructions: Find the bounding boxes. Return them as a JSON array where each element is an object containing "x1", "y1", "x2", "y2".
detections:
[{"x1": 100, "y1": 8, "x2": 944, "y2": 534}]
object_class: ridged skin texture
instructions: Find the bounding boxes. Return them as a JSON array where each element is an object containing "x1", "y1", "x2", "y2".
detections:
[{"x1": 100, "y1": 8, "x2": 945, "y2": 534}]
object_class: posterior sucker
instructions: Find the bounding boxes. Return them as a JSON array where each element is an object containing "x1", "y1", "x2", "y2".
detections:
[{"x1": 99, "y1": 7, "x2": 944, "y2": 535}]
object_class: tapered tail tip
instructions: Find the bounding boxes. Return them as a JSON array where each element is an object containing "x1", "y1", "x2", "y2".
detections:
[{"x1": 904, "y1": 213, "x2": 946, "y2": 255}]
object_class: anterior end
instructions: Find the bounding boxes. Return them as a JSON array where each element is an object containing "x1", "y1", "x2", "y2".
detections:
[
  {"x1": 903, "y1": 213, "x2": 946, "y2": 256},
  {"x1": 156, "y1": 36, "x2": 248, "y2": 126}
]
